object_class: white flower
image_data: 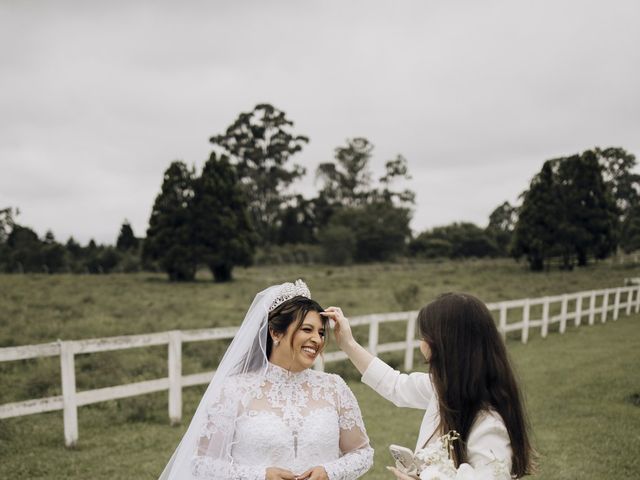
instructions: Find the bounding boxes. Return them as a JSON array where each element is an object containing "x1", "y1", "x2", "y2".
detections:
[
  {"x1": 454, "y1": 463, "x2": 476, "y2": 480},
  {"x1": 419, "y1": 465, "x2": 451, "y2": 480}
]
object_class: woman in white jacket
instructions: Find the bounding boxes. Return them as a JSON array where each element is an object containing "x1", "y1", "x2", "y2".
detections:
[{"x1": 322, "y1": 292, "x2": 535, "y2": 479}]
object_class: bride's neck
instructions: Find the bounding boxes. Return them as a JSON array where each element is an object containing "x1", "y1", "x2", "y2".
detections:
[{"x1": 268, "y1": 356, "x2": 306, "y2": 373}]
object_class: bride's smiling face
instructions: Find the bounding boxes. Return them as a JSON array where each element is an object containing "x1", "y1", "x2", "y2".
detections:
[{"x1": 271, "y1": 311, "x2": 326, "y2": 372}]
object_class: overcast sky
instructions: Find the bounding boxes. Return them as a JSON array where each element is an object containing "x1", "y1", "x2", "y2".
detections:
[{"x1": 2, "y1": 0, "x2": 639, "y2": 245}]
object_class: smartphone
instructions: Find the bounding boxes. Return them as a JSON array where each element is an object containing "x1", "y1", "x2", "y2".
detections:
[{"x1": 389, "y1": 444, "x2": 415, "y2": 471}]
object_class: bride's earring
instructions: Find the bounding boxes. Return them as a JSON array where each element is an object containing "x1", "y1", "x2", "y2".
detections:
[{"x1": 274, "y1": 338, "x2": 280, "y2": 347}]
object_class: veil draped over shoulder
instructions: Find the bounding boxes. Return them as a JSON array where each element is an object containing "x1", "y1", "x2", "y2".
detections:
[{"x1": 158, "y1": 284, "x2": 281, "y2": 479}]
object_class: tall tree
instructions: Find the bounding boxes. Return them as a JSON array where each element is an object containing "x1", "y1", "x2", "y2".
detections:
[
  {"x1": 513, "y1": 152, "x2": 619, "y2": 271},
  {"x1": 143, "y1": 161, "x2": 197, "y2": 281},
  {"x1": 317, "y1": 138, "x2": 414, "y2": 210},
  {"x1": 316, "y1": 137, "x2": 374, "y2": 208},
  {"x1": 556, "y1": 151, "x2": 618, "y2": 266},
  {"x1": 209, "y1": 103, "x2": 308, "y2": 246},
  {"x1": 512, "y1": 162, "x2": 559, "y2": 271},
  {"x1": 192, "y1": 153, "x2": 256, "y2": 282},
  {"x1": 116, "y1": 220, "x2": 139, "y2": 251}
]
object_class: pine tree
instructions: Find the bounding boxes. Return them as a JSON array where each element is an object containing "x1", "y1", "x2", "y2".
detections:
[
  {"x1": 143, "y1": 161, "x2": 197, "y2": 281},
  {"x1": 192, "y1": 153, "x2": 256, "y2": 282},
  {"x1": 512, "y1": 162, "x2": 560, "y2": 271},
  {"x1": 116, "y1": 220, "x2": 138, "y2": 251}
]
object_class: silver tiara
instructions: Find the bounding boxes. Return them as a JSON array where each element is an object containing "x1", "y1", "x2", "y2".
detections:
[{"x1": 268, "y1": 279, "x2": 311, "y2": 312}]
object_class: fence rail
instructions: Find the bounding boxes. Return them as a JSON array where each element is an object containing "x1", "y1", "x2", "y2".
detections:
[{"x1": 1, "y1": 282, "x2": 639, "y2": 447}]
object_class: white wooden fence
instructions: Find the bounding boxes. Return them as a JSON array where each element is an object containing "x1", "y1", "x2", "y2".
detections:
[{"x1": 1, "y1": 283, "x2": 639, "y2": 447}]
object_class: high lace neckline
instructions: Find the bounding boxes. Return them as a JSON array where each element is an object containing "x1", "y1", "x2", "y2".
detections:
[{"x1": 265, "y1": 362, "x2": 312, "y2": 383}]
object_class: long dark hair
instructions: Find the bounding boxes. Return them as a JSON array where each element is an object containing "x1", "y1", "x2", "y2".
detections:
[
  {"x1": 266, "y1": 296, "x2": 326, "y2": 358},
  {"x1": 418, "y1": 292, "x2": 535, "y2": 477}
]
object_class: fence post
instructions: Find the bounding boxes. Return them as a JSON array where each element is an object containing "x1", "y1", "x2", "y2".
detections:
[
  {"x1": 499, "y1": 304, "x2": 507, "y2": 340},
  {"x1": 574, "y1": 294, "x2": 583, "y2": 327},
  {"x1": 368, "y1": 318, "x2": 379, "y2": 356},
  {"x1": 541, "y1": 298, "x2": 550, "y2": 338},
  {"x1": 601, "y1": 291, "x2": 609, "y2": 323},
  {"x1": 404, "y1": 313, "x2": 416, "y2": 371},
  {"x1": 521, "y1": 299, "x2": 530, "y2": 344},
  {"x1": 589, "y1": 291, "x2": 596, "y2": 325},
  {"x1": 168, "y1": 331, "x2": 182, "y2": 425},
  {"x1": 626, "y1": 287, "x2": 633, "y2": 316},
  {"x1": 559, "y1": 294, "x2": 568, "y2": 334},
  {"x1": 613, "y1": 288, "x2": 621, "y2": 321},
  {"x1": 636, "y1": 285, "x2": 640, "y2": 313},
  {"x1": 60, "y1": 341, "x2": 78, "y2": 448}
]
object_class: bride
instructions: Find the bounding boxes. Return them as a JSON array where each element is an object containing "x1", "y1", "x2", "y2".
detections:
[{"x1": 159, "y1": 280, "x2": 373, "y2": 480}]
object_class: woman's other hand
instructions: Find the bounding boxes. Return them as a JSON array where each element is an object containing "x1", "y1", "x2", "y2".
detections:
[
  {"x1": 297, "y1": 465, "x2": 329, "y2": 479},
  {"x1": 265, "y1": 466, "x2": 297, "y2": 479}
]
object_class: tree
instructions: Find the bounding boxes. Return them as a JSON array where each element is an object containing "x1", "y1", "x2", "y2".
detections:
[
  {"x1": 512, "y1": 162, "x2": 560, "y2": 271},
  {"x1": 487, "y1": 201, "x2": 517, "y2": 256},
  {"x1": 5, "y1": 225, "x2": 43, "y2": 273},
  {"x1": 210, "y1": 103, "x2": 308, "y2": 246},
  {"x1": 143, "y1": 161, "x2": 197, "y2": 281},
  {"x1": 327, "y1": 202, "x2": 412, "y2": 262},
  {"x1": 513, "y1": 151, "x2": 618, "y2": 271},
  {"x1": 620, "y1": 203, "x2": 640, "y2": 252},
  {"x1": 316, "y1": 137, "x2": 374, "y2": 208},
  {"x1": 410, "y1": 223, "x2": 498, "y2": 259},
  {"x1": 276, "y1": 195, "x2": 318, "y2": 245},
  {"x1": 556, "y1": 151, "x2": 618, "y2": 266},
  {"x1": 316, "y1": 138, "x2": 414, "y2": 210},
  {"x1": 192, "y1": 153, "x2": 256, "y2": 282},
  {"x1": 116, "y1": 220, "x2": 139, "y2": 251}
]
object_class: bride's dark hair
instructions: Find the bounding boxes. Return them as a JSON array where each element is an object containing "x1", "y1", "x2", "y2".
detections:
[
  {"x1": 418, "y1": 292, "x2": 535, "y2": 477},
  {"x1": 266, "y1": 296, "x2": 326, "y2": 358}
]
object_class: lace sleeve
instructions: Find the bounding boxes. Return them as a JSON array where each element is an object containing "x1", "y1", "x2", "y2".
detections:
[
  {"x1": 191, "y1": 382, "x2": 266, "y2": 480},
  {"x1": 321, "y1": 375, "x2": 374, "y2": 480}
]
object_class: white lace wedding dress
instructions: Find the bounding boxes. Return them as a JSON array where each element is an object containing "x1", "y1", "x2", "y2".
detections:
[{"x1": 191, "y1": 363, "x2": 374, "y2": 479}]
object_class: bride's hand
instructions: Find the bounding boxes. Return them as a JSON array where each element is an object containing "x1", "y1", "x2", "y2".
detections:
[
  {"x1": 266, "y1": 466, "x2": 297, "y2": 479},
  {"x1": 321, "y1": 306, "x2": 353, "y2": 350},
  {"x1": 297, "y1": 465, "x2": 328, "y2": 479}
]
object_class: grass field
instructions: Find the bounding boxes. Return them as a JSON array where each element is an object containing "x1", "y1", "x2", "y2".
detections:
[{"x1": 1, "y1": 260, "x2": 639, "y2": 478}]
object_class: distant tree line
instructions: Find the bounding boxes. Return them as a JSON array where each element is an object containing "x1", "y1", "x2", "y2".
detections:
[
  {"x1": 1, "y1": 103, "x2": 638, "y2": 278},
  {"x1": 0, "y1": 209, "x2": 143, "y2": 274}
]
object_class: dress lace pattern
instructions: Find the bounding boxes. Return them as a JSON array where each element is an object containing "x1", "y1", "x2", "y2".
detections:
[{"x1": 192, "y1": 363, "x2": 373, "y2": 480}]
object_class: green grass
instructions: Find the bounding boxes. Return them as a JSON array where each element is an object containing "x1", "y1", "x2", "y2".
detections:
[{"x1": 0, "y1": 260, "x2": 639, "y2": 478}]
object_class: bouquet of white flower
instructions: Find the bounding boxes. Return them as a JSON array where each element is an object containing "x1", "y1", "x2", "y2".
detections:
[{"x1": 390, "y1": 431, "x2": 477, "y2": 480}]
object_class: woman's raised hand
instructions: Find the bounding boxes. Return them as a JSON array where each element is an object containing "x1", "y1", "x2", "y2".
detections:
[
  {"x1": 321, "y1": 306, "x2": 353, "y2": 350},
  {"x1": 321, "y1": 306, "x2": 374, "y2": 374}
]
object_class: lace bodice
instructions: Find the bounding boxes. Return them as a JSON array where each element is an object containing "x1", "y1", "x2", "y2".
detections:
[{"x1": 192, "y1": 363, "x2": 373, "y2": 480}]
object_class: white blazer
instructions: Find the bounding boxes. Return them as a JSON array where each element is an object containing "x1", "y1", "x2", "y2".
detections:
[{"x1": 361, "y1": 357, "x2": 514, "y2": 479}]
